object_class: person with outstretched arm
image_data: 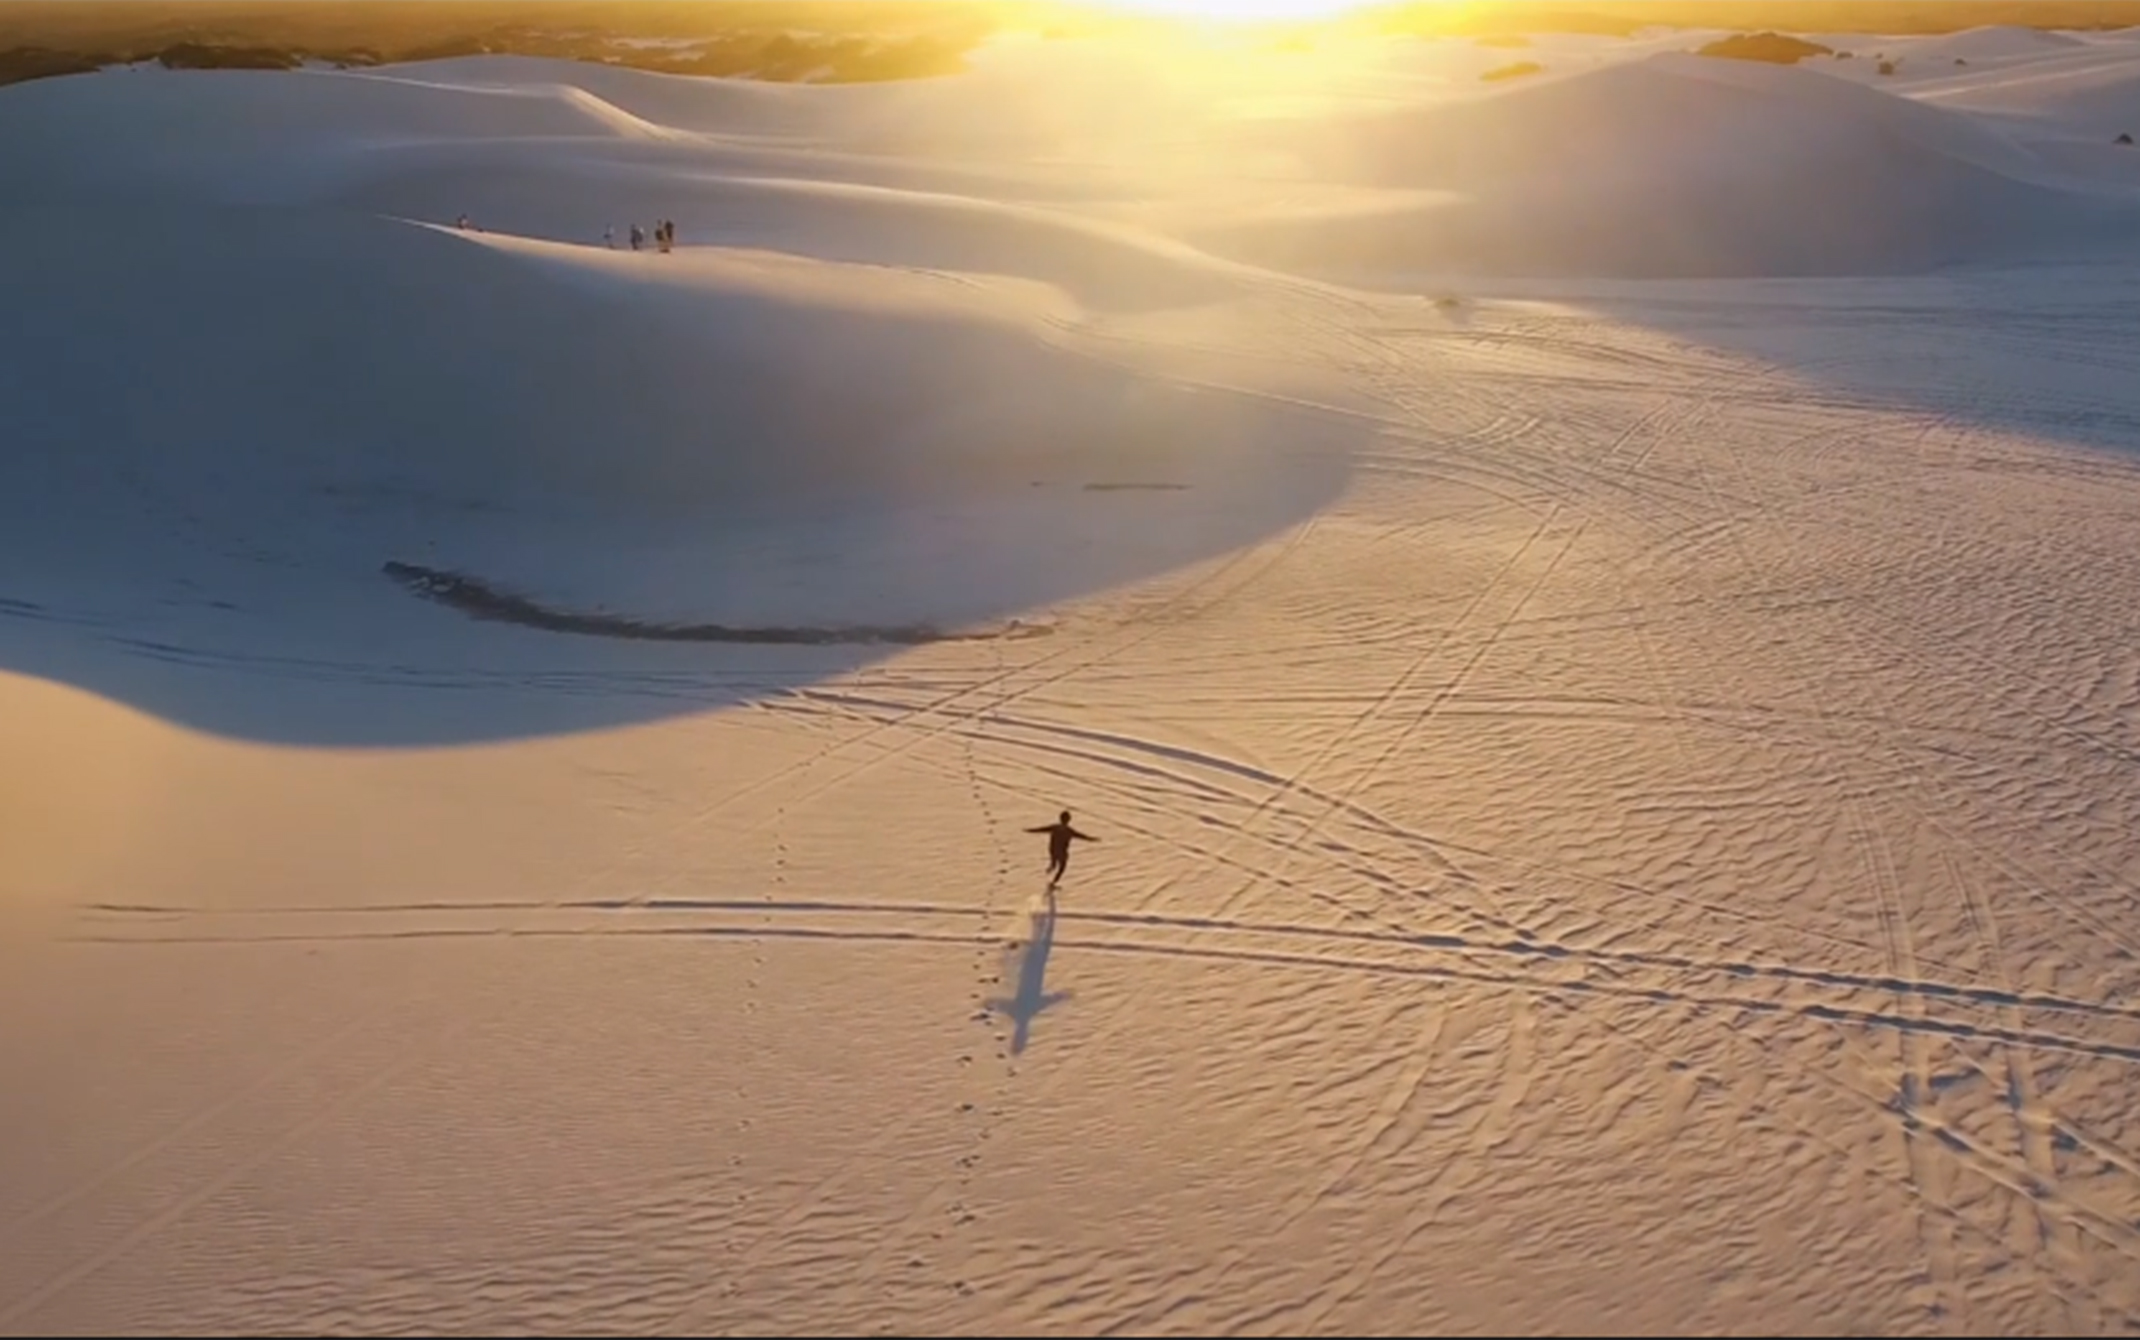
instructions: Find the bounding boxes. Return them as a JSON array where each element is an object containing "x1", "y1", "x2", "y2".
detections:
[{"x1": 1026, "y1": 810, "x2": 1097, "y2": 888}]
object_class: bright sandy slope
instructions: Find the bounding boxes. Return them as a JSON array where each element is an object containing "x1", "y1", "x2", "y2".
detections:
[{"x1": 6, "y1": 21, "x2": 2140, "y2": 1337}]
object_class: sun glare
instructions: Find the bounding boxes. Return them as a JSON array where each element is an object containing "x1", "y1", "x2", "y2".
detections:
[{"x1": 1088, "y1": 0, "x2": 1377, "y2": 23}]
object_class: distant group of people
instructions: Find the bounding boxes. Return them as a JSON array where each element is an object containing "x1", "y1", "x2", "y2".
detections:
[
  {"x1": 448, "y1": 213, "x2": 682, "y2": 253},
  {"x1": 606, "y1": 219, "x2": 678, "y2": 253}
]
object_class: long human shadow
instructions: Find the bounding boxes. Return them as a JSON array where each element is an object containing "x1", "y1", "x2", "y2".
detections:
[
  {"x1": 987, "y1": 894, "x2": 1070, "y2": 1056},
  {"x1": 0, "y1": 205, "x2": 1360, "y2": 747}
]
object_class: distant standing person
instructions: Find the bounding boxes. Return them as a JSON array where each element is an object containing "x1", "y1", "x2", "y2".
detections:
[
  {"x1": 629, "y1": 223, "x2": 644, "y2": 251},
  {"x1": 1026, "y1": 810, "x2": 1097, "y2": 889},
  {"x1": 603, "y1": 226, "x2": 615, "y2": 249}
]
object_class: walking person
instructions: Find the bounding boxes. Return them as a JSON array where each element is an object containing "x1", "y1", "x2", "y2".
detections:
[{"x1": 1025, "y1": 810, "x2": 1097, "y2": 890}]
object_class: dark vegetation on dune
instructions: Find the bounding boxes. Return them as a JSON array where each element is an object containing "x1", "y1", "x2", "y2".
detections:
[
  {"x1": 1696, "y1": 31, "x2": 1833, "y2": 63},
  {"x1": 155, "y1": 41, "x2": 305, "y2": 70},
  {"x1": 0, "y1": 1, "x2": 1000, "y2": 87},
  {"x1": 1482, "y1": 60, "x2": 1546, "y2": 80},
  {"x1": 381, "y1": 561, "x2": 1050, "y2": 646},
  {"x1": 8, "y1": 1, "x2": 2140, "y2": 89}
]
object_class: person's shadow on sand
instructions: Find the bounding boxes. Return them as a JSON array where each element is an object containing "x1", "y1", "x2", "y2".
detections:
[{"x1": 987, "y1": 894, "x2": 1070, "y2": 1055}]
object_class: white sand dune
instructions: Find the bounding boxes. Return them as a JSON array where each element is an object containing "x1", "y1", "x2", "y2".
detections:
[
  {"x1": 0, "y1": 62, "x2": 1256, "y2": 310},
  {"x1": 8, "y1": 25, "x2": 2140, "y2": 1337},
  {"x1": 1805, "y1": 24, "x2": 2090, "y2": 79},
  {"x1": 1189, "y1": 52, "x2": 2140, "y2": 280},
  {"x1": 1834, "y1": 33, "x2": 2140, "y2": 193},
  {"x1": 1911, "y1": 43, "x2": 2140, "y2": 128},
  {"x1": 1899, "y1": 23, "x2": 2090, "y2": 65},
  {"x1": 0, "y1": 199, "x2": 1345, "y2": 735}
]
